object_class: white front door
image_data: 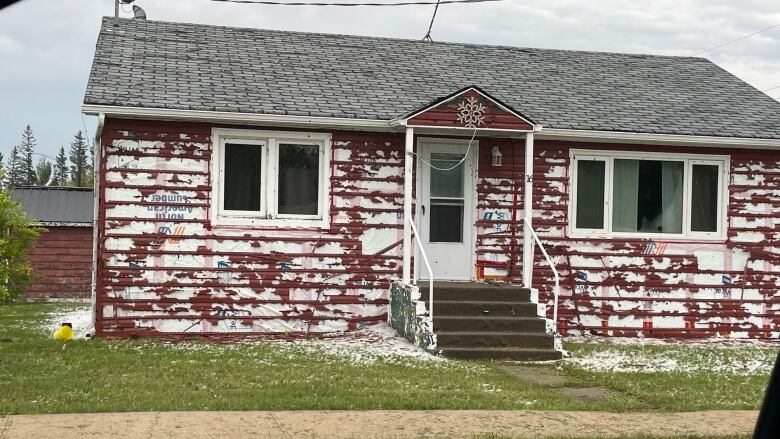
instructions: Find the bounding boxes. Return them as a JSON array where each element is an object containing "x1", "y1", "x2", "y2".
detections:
[{"x1": 417, "y1": 138, "x2": 477, "y2": 281}]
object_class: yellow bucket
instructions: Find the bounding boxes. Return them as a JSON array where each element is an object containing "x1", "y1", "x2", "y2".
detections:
[{"x1": 52, "y1": 323, "x2": 74, "y2": 341}]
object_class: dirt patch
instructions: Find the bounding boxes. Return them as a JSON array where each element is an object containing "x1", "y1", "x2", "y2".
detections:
[
  {"x1": 558, "y1": 387, "x2": 616, "y2": 404},
  {"x1": 0, "y1": 410, "x2": 759, "y2": 438},
  {"x1": 498, "y1": 364, "x2": 567, "y2": 387},
  {"x1": 499, "y1": 363, "x2": 619, "y2": 404}
]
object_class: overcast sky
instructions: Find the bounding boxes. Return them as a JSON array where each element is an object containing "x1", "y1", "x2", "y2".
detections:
[{"x1": 1, "y1": 0, "x2": 779, "y2": 158}]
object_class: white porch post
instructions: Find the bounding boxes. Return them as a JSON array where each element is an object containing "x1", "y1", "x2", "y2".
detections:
[
  {"x1": 522, "y1": 132, "x2": 535, "y2": 288},
  {"x1": 402, "y1": 126, "x2": 415, "y2": 284}
]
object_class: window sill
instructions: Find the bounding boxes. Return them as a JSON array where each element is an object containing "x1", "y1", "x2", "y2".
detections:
[
  {"x1": 213, "y1": 215, "x2": 329, "y2": 229},
  {"x1": 567, "y1": 230, "x2": 726, "y2": 243}
]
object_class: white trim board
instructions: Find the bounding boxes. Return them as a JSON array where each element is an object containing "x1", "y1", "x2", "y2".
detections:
[
  {"x1": 83, "y1": 105, "x2": 396, "y2": 132},
  {"x1": 538, "y1": 128, "x2": 780, "y2": 149},
  {"x1": 82, "y1": 105, "x2": 780, "y2": 148}
]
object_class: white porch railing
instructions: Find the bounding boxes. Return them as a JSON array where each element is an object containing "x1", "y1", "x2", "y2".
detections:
[
  {"x1": 408, "y1": 217, "x2": 435, "y2": 331},
  {"x1": 523, "y1": 218, "x2": 560, "y2": 335}
]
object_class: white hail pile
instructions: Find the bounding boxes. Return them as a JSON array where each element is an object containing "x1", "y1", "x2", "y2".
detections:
[{"x1": 44, "y1": 306, "x2": 93, "y2": 339}]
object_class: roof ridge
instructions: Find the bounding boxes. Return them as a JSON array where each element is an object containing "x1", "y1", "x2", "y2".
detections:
[{"x1": 101, "y1": 16, "x2": 709, "y2": 61}]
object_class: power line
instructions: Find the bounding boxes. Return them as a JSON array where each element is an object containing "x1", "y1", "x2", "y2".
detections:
[
  {"x1": 421, "y1": 0, "x2": 441, "y2": 41},
  {"x1": 207, "y1": 0, "x2": 500, "y2": 5},
  {"x1": 696, "y1": 22, "x2": 780, "y2": 56},
  {"x1": 762, "y1": 84, "x2": 780, "y2": 93}
]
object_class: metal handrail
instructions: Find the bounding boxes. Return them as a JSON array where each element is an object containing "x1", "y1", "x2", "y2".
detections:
[
  {"x1": 523, "y1": 218, "x2": 560, "y2": 335},
  {"x1": 408, "y1": 218, "x2": 435, "y2": 330}
]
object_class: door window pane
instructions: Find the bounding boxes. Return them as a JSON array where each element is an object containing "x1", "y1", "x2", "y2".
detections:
[
  {"x1": 613, "y1": 159, "x2": 683, "y2": 233},
  {"x1": 428, "y1": 152, "x2": 465, "y2": 243},
  {"x1": 430, "y1": 153, "x2": 464, "y2": 198},
  {"x1": 575, "y1": 160, "x2": 605, "y2": 229},
  {"x1": 278, "y1": 143, "x2": 320, "y2": 215},
  {"x1": 429, "y1": 202, "x2": 464, "y2": 242},
  {"x1": 223, "y1": 143, "x2": 262, "y2": 211},
  {"x1": 691, "y1": 164, "x2": 719, "y2": 232}
]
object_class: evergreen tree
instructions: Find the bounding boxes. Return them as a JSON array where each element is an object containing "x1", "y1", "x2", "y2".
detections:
[
  {"x1": 34, "y1": 158, "x2": 52, "y2": 186},
  {"x1": 6, "y1": 146, "x2": 25, "y2": 188},
  {"x1": 86, "y1": 136, "x2": 95, "y2": 186},
  {"x1": 51, "y1": 146, "x2": 69, "y2": 186},
  {"x1": 0, "y1": 152, "x2": 5, "y2": 189},
  {"x1": 69, "y1": 131, "x2": 89, "y2": 187},
  {"x1": 19, "y1": 125, "x2": 37, "y2": 185}
]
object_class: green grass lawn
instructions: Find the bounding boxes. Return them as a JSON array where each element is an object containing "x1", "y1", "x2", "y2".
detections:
[
  {"x1": 559, "y1": 342, "x2": 777, "y2": 411},
  {"x1": 0, "y1": 303, "x2": 776, "y2": 417}
]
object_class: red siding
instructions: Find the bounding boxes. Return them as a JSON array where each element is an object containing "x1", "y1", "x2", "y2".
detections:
[
  {"x1": 530, "y1": 141, "x2": 780, "y2": 339},
  {"x1": 25, "y1": 226, "x2": 93, "y2": 298},
  {"x1": 475, "y1": 137, "x2": 527, "y2": 280},
  {"x1": 95, "y1": 115, "x2": 780, "y2": 340},
  {"x1": 95, "y1": 118, "x2": 404, "y2": 338},
  {"x1": 473, "y1": 139, "x2": 780, "y2": 339},
  {"x1": 408, "y1": 88, "x2": 533, "y2": 131}
]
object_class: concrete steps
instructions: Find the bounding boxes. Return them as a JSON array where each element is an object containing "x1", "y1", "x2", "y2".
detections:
[
  {"x1": 433, "y1": 316, "x2": 546, "y2": 332},
  {"x1": 420, "y1": 282, "x2": 561, "y2": 360}
]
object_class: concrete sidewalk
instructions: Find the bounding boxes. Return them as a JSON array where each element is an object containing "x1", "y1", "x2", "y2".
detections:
[{"x1": 0, "y1": 410, "x2": 758, "y2": 438}]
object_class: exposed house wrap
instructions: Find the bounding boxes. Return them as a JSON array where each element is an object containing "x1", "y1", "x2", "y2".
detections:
[
  {"x1": 83, "y1": 17, "x2": 780, "y2": 339},
  {"x1": 98, "y1": 122, "x2": 403, "y2": 335}
]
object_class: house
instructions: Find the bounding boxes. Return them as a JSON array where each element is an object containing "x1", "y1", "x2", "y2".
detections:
[
  {"x1": 82, "y1": 17, "x2": 780, "y2": 352},
  {"x1": 11, "y1": 187, "x2": 94, "y2": 299}
]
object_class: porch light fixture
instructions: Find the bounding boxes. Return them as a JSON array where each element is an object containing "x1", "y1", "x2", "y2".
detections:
[{"x1": 491, "y1": 146, "x2": 503, "y2": 167}]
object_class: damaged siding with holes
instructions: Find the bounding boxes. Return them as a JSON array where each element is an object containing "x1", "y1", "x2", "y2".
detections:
[
  {"x1": 95, "y1": 117, "x2": 780, "y2": 340},
  {"x1": 530, "y1": 141, "x2": 780, "y2": 339},
  {"x1": 96, "y1": 119, "x2": 405, "y2": 337},
  {"x1": 475, "y1": 137, "x2": 527, "y2": 281}
]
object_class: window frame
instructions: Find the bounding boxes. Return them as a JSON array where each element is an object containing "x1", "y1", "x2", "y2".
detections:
[
  {"x1": 568, "y1": 149, "x2": 729, "y2": 241},
  {"x1": 212, "y1": 128, "x2": 331, "y2": 228}
]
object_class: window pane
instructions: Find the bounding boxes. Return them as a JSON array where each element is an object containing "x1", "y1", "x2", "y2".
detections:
[
  {"x1": 691, "y1": 164, "x2": 719, "y2": 232},
  {"x1": 575, "y1": 160, "x2": 605, "y2": 229},
  {"x1": 613, "y1": 159, "x2": 683, "y2": 233},
  {"x1": 430, "y1": 153, "x2": 464, "y2": 198},
  {"x1": 223, "y1": 143, "x2": 262, "y2": 211},
  {"x1": 429, "y1": 201, "x2": 464, "y2": 242},
  {"x1": 278, "y1": 143, "x2": 320, "y2": 215},
  {"x1": 613, "y1": 159, "x2": 639, "y2": 232}
]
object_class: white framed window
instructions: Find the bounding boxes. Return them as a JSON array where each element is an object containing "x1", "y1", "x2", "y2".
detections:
[
  {"x1": 211, "y1": 128, "x2": 331, "y2": 228},
  {"x1": 569, "y1": 150, "x2": 728, "y2": 240}
]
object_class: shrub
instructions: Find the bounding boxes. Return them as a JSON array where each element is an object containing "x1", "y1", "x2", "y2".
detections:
[{"x1": 0, "y1": 190, "x2": 41, "y2": 303}]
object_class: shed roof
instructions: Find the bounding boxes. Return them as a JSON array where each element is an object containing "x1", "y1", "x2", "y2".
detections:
[
  {"x1": 84, "y1": 17, "x2": 780, "y2": 139},
  {"x1": 11, "y1": 187, "x2": 94, "y2": 226}
]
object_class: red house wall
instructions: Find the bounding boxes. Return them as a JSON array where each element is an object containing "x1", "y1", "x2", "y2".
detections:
[
  {"x1": 529, "y1": 140, "x2": 780, "y2": 339},
  {"x1": 95, "y1": 118, "x2": 405, "y2": 337},
  {"x1": 95, "y1": 116, "x2": 780, "y2": 339},
  {"x1": 472, "y1": 138, "x2": 780, "y2": 339},
  {"x1": 26, "y1": 226, "x2": 93, "y2": 298}
]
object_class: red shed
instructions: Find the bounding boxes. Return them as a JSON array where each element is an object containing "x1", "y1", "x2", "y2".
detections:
[
  {"x1": 81, "y1": 18, "x2": 780, "y2": 354},
  {"x1": 12, "y1": 187, "x2": 94, "y2": 299}
]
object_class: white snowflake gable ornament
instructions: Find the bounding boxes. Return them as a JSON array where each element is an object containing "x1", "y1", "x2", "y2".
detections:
[{"x1": 456, "y1": 96, "x2": 487, "y2": 128}]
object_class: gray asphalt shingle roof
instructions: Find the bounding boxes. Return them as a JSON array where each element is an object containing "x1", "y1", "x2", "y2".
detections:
[
  {"x1": 84, "y1": 17, "x2": 780, "y2": 139},
  {"x1": 11, "y1": 187, "x2": 94, "y2": 226}
]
